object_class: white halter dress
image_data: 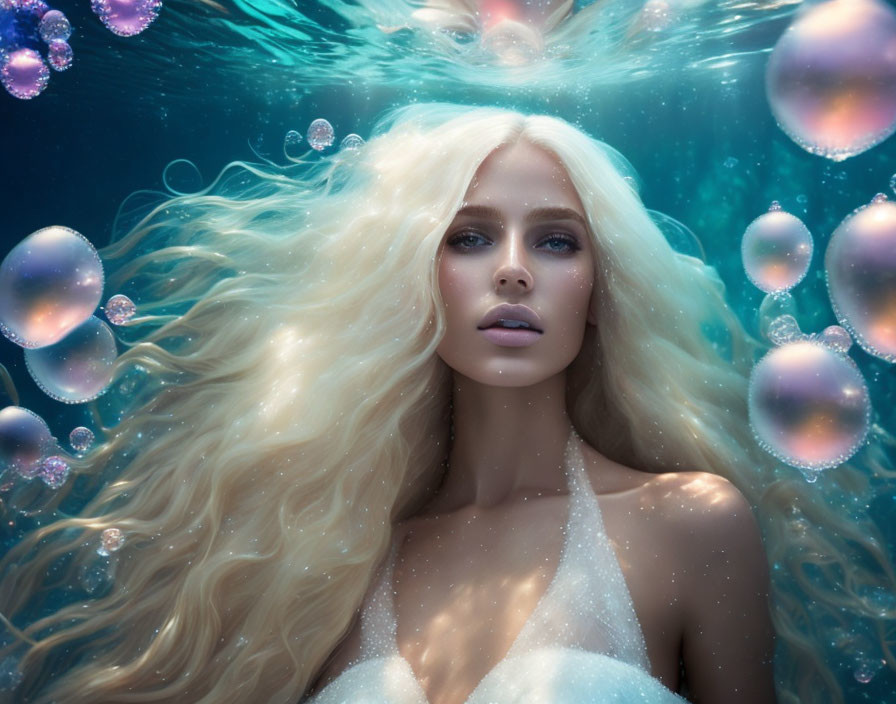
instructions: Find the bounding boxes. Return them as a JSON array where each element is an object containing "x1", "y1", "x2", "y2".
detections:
[{"x1": 306, "y1": 434, "x2": 688, "y2": 703}]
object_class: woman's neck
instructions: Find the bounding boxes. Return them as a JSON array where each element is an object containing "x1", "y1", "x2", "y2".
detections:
[{"x1": 431, "y1": 370, "x2": 574, "y2": 513}]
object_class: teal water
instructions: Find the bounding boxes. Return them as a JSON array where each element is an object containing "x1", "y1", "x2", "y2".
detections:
[{"x1": 1, "y1": 0, "x2": 895, "y2": 700}]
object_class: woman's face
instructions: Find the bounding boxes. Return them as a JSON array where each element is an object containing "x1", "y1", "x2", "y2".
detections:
[{"x1": 436, "y1": 139, "x2": 596, "y2": 387}]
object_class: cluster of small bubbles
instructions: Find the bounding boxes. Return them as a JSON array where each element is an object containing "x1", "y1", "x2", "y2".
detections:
[
  {"x1": 90, "y1": 0, "x2": 162, "y2": 37},
  {"x1": 98, "y1": 527, "x2": 124, "y2": 556},
  {"x1": 0, "y1": 406, "x2": 54, "y2": 477},
  {"x1": 78, "y1": 555, "x2": 115, "y2": 595},
  {"x1": 306, "y1": 118, "x2": 335, "y2": 151},
  {"x1": 758, "y1": 291, "x2": 798, "y2": 342},
  {"x1": 38, "y1": 455, "x2": 69, "y2": 488},
  {"x1": 1, "y1": 47, "x2": 50, "y2": 99},
  {"x1": 69, "y1": 425, "x2": 95, "y2": 452},
  {"x1": 104, "y1": 294, "x2": 136, "y2": 325},
  {"x1": 0, "y1": 226, "x2": 104, "y2": 349},
  {"x1": 890, "y1": 173, "x2": 896, "y2": 196},
  {"x1": 38, "y1": 9, "x2": 71, "y2": 41},
  {"x1": 723, "y1": 156, "x2": 738, "y2": 169},
  {"x1": 858, "y1": 584, "x2": 896, "y2": 617},
  {"x1": 742, "y1": 203, "x2": 813, "y2": 294},
  {"x1": 47, "y1": 39, "x2": 72, "y2": 70},
  {"x1": 748, "y1": 339, "x2": 871, "y2": 471},
  {"x1": 24, "y1": 315, "x2": 118, "y2": 403},
  {"x1": 339, "y1": 133, "x2": 364, "y2": 151},
  {"x1": 786, "y1": 516, "x2": 810, "y2": 537},
  {"x1": 853, "y1": 657, "x2": 886, "y2": 684},
  {"x1": 820, "y1": 325, "x2": 852, "y2": 354},
  {"x1": 765, "y1": 0, "x2": 896, "y2": 161},
  {"x1": 639, "y1": 0, "x2": 672, "y2": 32},
  {"x1": 767, "y1": 315, "x2": 803, "y2": 346},
  {"x1": 799, "y1": 467, "x2": 821, "y2": 484},
  {"x1": 0, "y1": 655, "x2": 23, "y2": 691},
  {"x1": 825, "y1": 193, "x2": 896, "y2": 362}
]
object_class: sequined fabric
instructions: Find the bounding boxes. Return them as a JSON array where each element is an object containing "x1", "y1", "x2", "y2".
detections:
[{"x1": 306, "y1": 433, "x2": 688, "y2": 703}]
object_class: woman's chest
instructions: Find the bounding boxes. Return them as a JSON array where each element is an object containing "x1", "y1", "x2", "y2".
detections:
[{"x1": 390, "y1": 493, "x2": 683, "y2": 703}]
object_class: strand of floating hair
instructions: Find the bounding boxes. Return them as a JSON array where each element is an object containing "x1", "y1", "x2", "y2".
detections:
[
  {"x1": 0, "y1": 610, "x2": 38, "y2": 646},
  {"x1": 0, "y1": 363, "x2": 19, "y2": 406},
  {"x1": 161, "y1": 159, "x2": 205, "y2": 197}
]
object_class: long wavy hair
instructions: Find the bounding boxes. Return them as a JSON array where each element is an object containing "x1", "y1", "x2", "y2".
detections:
[{"x1": 1, "y1": 104, "x2": 893, "y2": 703}]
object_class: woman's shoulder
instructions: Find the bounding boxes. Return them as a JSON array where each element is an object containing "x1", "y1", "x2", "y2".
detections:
[
  {"x1": 645, "y1": 470, "x2": 751, "y2": 521},
  {"x1": 581, "y1": 444, "x2": 756, "y2": 547},
  {"x1": 623, "y1": 467, "x2": 765, "y2": 582}
]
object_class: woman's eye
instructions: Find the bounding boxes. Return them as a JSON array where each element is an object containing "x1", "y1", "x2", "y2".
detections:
[
  {"x1": 447, "y1": 231, "x2": 490, "y2": 250},
  {"x1": 539, "y1": 234, "x2": 580, "y2": 254}
]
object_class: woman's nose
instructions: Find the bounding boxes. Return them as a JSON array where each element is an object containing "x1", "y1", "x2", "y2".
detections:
[{"x1": 493, "y1": 234, "x2": 533, "y2": 292}]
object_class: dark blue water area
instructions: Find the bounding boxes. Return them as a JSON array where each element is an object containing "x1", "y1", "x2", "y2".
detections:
[{"x1": 1, "y1": 0, "x2": 895, "y2": 700}]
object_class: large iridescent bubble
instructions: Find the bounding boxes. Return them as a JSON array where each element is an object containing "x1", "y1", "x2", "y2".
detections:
[
  {"x1": 0, "y1": 406, "x2": 54, "y2": 478},
  {"x1": 0, "y1": 47, "x2": 50, "y2": 100},
  {"x1": 742, "y1": 202, "x2": 813, "y2": 294},
  {"x1": 0, "y1": 226, "x2": 104, "y2": 349},
  {"x1": 90, "y1": 0, "x2": 161, "y2": 37},
  {"x1": 825, "y1": 193, "x2": 896, "y2": 363},
  {"x1": 766, "y1": 0, "x2": 896, "y2": 161},
  {"x1": 24, "y1": 315, "x2": 117, "y2": 403},
  {"x1": 749, "y1": 339, "x2": 871, "y2": 472}
]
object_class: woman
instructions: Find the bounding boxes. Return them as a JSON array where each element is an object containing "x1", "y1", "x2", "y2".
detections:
[
  {"x1": 305, "y1": 129, "x2": 775, "y2": 703},
  {"x1": 0, "y1": 104, "x2": 884, "y2": 703}
]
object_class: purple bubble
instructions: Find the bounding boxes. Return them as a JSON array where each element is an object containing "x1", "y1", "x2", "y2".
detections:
[
  {"x1": 24, "y1": 315, "x2": 118, "y2": 404},
  {"x1": 825, "y1": 195, "x2": 896, "y2": 362},
  {"x1": 47, "y1": 39, "x2": 71, "y2": 71},
  {"x1": 98, "y1": 527, "x2": 124, "y2": 556},
  {"x1": 0, "y1": 226, "x2": 104, "y2": 349},
  {"x1": 0, "y1": 48, "x2": 49, "y2": 100},
  {"x1": 90, "y1": 0, "x2": 162, "y2": 37},
  {"x1": 69, "y1": 426, "x2": 95, "y2": 452},
  {"x1": 766, "y1": 0, "x2": 896, "y2": 161},
  {"x1": 0, "y1": 406, "x2": 54, "y2": 478},
  {"x1": 749, "y1": 339, "x2": 871, "y2": 471},
  {"x1": 104, "y1": 294, "x2": 136, "y2": 325},
  {"x1": 742, "y1": 204, "x2": 813, "y2": 293},
  {"x1": 820, "y1": 325, "x2": 853, "y2": 355},
  {"x1": 16, "y1": 0, "x2": 48, "y2": 18},
  {"x1": 39, "y1": 9, "x2": 71, "y2": 42},
  {"x1": 38, "y1": 455, "x2": 69, "y2": 489}
]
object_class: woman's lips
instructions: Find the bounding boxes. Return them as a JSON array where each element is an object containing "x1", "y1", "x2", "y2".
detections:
[{"x1": 479, "y1": 327, "x2": 542, "y2": 347}]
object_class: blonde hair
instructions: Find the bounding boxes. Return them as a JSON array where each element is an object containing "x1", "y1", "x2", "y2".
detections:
[{"x1": 1, "y1": 104, "x2": 893, "y2": 703}]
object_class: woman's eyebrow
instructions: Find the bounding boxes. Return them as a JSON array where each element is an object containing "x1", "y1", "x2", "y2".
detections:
[{"x1": 455, "y1": 204, "x2": 588, "y2": 227}]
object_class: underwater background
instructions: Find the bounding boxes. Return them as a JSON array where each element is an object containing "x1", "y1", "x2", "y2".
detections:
[{"x1": 1, "y1": 0, "x2": 895, "y2": 700}]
